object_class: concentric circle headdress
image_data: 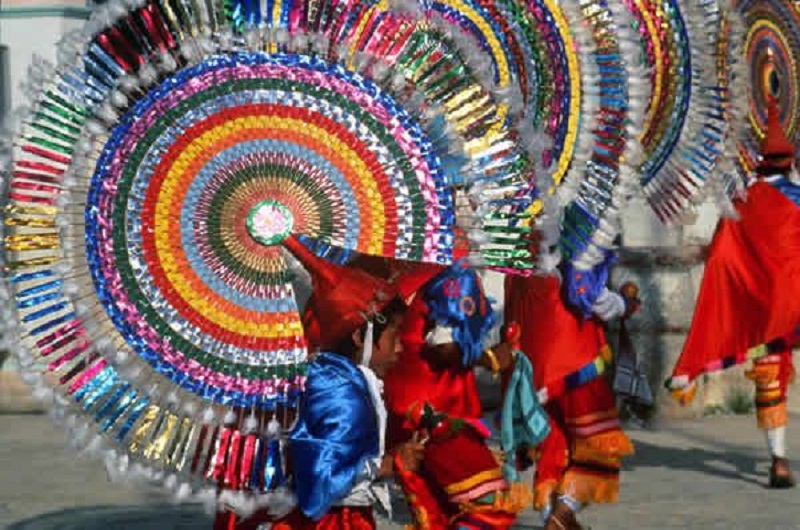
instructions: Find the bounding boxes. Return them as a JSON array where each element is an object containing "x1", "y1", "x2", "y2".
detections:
[{"x1": 0, "y1": 0, "x2": 537, "y2": 505}]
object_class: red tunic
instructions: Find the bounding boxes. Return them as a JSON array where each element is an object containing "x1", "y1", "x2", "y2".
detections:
[
  {"x1": 383, "y1": 287, "x2": 517, "y2": 527},
  {"x1": 382, "y1": 293, "x2": 482, "y2": 446}
]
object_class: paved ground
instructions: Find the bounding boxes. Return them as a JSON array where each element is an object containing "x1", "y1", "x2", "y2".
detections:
[{"x1": 1, "y1": 413, "x2": 800, "y2": 529}]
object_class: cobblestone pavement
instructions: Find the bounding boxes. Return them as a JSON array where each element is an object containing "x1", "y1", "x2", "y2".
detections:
[{"x1": 1, "y1": 413, "x2": 799, "y2": 530}]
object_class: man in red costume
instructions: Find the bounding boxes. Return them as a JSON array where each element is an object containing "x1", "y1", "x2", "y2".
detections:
[
  {"x1": 668, "y1": 97, "x2": 800, "y2": 488},
  {"x1": 505, "y1": 251, "x2": 639, "y2": 530},
  {"x1": 383, "y1": 260, "x2": 529, "y2": 529}
]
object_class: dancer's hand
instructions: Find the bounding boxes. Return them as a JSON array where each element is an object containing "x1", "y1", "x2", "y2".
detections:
[
  {"x1": 619, "y1": 281, "x2": 641, "y2": 319},
  {"x1": 396, "y1": 432, "x2": 428, "y2": 473},
  {"x1": 423, "y1": 342, "x2": 462, "y2": 371},
  {"x1": 480, "y1": 342, "x2": 515, "y2": 374}
]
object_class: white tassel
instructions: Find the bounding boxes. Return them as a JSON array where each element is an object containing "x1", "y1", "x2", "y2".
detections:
[
  {"x1": 174, "y1": 482, "x2": 193, "y2": 502},
  {"x1": 468, "y1": 229, "x2": 490, "y2": 246},
  {"x1": 164, "y1": 473, "x2": 179, "y2": 493},
  {"x1": 121, "y1": 364, "x2": 143, "y2": 381},
  {"x1": 84, "y1": 434, "x2": 106, "y2": 456},
  {"x1": 69, "y1": 420, "x2": 92, "y2": 449},
  {"x1": 199, "y1": 36, "x2": 216, "y2": 55},
  {"x1": 19, "y1": 370, "x2": 41, "y2": 385},
  {"x1": 157, "y1": 53, "x2": 178, "y2": 74},
  {"x1": 243, "y1": 413, "x2": 259, "y2": 434},
  {"x1": 180, "y1": 41, "x2": 200, "y2": 64},
  {"x1": 138, "y1": 63, "x2": 158, "y2": 87},
  {"x1": 107, "y1": 0, "x2": 129, "y2": 23},
  {"x1": 166, "y1": 390, "x2": 180, "y2": 410},
  {"x1": 361, "y1": 320, "x2": 374, "y2": 367},
  {"x1": 267, "y1": 416, "x2": 282, "y2": 439},
  {"x1": 114, "y1": 349, "x2": 130, "y2": 364},
  {"x1": 245, "y1": 30, "x2": 261, "y2": 52},
  {"x1": 110, "y1": 90, "x2": 128, "y2": 109},
  {"x1": 197, "y1": 487, "x2": 220, "y2": 516},
  {"x1": 31, "y1": 384, "x2": 53, "y2": 402},
  {"x1": 201, "y1": 406, "x2": 216, "y2": 424},
  {"x1": 183, "y1": 400, "x2": 198, "y2": 417},
  {"x1": 96, "y1": 102, "x2": 118, "y2": 125},
  {"x1": 85, "y1": 119, "x2": 107, "y2": 137}
]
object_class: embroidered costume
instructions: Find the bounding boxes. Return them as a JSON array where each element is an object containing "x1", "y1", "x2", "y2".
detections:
[
  {"x1": 668, "y1": 98, "x2": 800, "y2": 488},
  {"x1": 384, "y1": 262, "x2": 495, "y2": 445},
  {"x1": 504, "y1": 263, "x2": 635, "y2": 527},
  {"x1": 381, "y1": 262, "x2": 530, "y2": 528}
]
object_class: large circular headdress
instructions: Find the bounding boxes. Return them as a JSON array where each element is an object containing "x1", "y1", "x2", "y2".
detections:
[
  {"x1": 550, "y1": 0, "x2": 647, "y2": 271},
  {"x1": 737, "y1": 0, "x2": 800, "y2": 177},
  {"x1": 0, "y1": 0, "x2": 536, "y2": 503},
  {"x1": 552, "y1": 0, "x2": 744, "y2": 233},
  {"x1": 633, "y1": 0, "x2": 738, "y2": 222}
]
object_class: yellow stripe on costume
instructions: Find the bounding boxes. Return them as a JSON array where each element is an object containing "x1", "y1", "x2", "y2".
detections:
[
  {"x1": 533, "y1": 478, "x2": 558, "y2": 511},
  {"x1": 571, "y1": 430, "x2": 635, "y2": 461},
  {"x1": 444, "y1": 468, "x2": 504, "y2": 496}
]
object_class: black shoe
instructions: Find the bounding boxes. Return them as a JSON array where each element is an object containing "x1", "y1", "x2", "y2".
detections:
[{"x1": 769, "y1": 457, "x2": 796, "y2": 489}]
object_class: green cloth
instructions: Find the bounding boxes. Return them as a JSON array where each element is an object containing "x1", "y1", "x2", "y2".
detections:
[{"x1": 500, "y1": 352, "x2": 550, "y2": 482}]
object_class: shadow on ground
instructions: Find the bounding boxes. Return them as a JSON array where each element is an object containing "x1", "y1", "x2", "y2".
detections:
[
  {"x1": 625, "y1": 438, "x2": 764, "y2": 487},
  {"x1": 6, "y1": 505, "x2": 212, "y2": 530}
]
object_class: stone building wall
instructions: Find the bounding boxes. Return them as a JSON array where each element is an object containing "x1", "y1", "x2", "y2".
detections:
[{"x1": 0, "y1": 3, "x2": 90, "y2": 110}]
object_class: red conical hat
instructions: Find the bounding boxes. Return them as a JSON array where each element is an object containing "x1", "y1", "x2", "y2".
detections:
[
  {"x1": 338, "y1": 253, "x2": 444, "y2": 301},
  {"x1": 284, "y1": 237, "x2": 396, "y2": 350},
  {"x1": 758, "y1": 98, "x2": 796, "y2": 174},
  {"x1": 295, "y1": 226, "x2": 472, "y2": 347},
  {"x1": 390, "y1": 261, "x2": 445, "y2": 303}
]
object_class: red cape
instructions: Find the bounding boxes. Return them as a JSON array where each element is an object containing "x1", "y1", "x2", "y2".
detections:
[
  {"x1": 670, "y1": 181, "x2": 800, "y2": 383},
  {"x1": 504, "y1": 274, "x2": 607, "y2": 391}
]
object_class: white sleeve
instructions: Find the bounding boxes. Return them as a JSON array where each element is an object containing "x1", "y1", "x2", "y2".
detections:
[{"x1": 591, "y1": 287, "x2": 626, "y2": 322}]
